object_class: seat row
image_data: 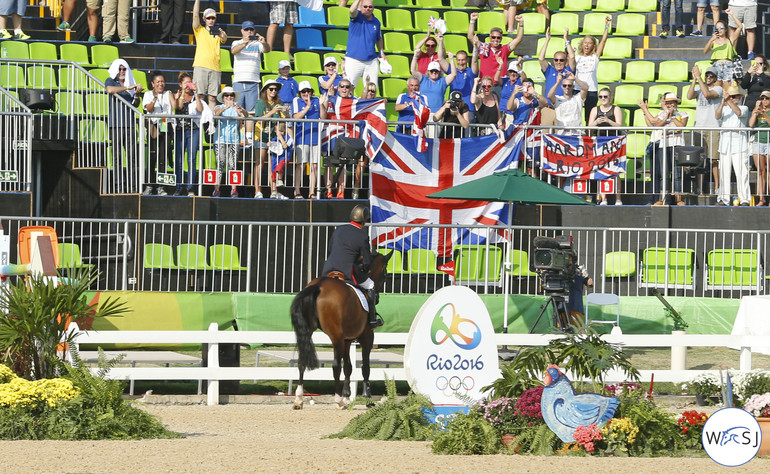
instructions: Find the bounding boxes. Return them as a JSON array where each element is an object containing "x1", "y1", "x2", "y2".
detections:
[
  {"x1": 144, "y1": 243, "x2": 248, "y2": 271},
  {"x1": 0, "y1": 40, "x2": 119, "y2": 67}
]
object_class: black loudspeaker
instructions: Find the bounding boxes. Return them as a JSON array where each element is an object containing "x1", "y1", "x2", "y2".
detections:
[
  {"x1": 20, "y1": 89, "x2": 55, "y2": 111},
  {"x1": 675, "y1": 146, "x2": 705, "y2": 167},
  {"x1": 326, "y1": 136, "x2": 366, "y2": 167}
]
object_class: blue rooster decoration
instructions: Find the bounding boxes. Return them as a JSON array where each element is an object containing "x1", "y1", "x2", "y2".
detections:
[{"x1": 540, "y1": 364, "x2": 620, "y2": 443}]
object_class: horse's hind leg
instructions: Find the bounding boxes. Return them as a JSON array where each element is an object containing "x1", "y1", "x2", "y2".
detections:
[
  {"x1": 358, "y1": 328, "x2": 374, "y2": 402},
  {"x1": 332, "y1": 341, "x2": 345, "y2": 408},
  {"x1": 293, "y1": 365, "x2": 305, "y2": 410},
  {"x1": 341, "y1": 339, "x2": 353, "y2": 407}
]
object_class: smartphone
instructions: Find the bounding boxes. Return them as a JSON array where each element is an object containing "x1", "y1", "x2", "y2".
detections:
[
  {"x1": 249, "y1": 35, "x2": 258, "y2": 41},
  {"x1": 208, "y1": 26, "x2": 218, "y2": 36},
  {"x1": 751, "y1": 60, "x2": 757, "y2": 67},
  {"x1": 188, "y1": 82, "x2": 197, "y2": 90}
]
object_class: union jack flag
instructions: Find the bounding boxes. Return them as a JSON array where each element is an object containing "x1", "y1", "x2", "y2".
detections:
[
  {"x1": 322, "y1": 96, "x2": 388, "y2": 159},
  {"x1": 369, "y1": 128, "x2": 523, "y2": 258},
  {"x1": 542, "y1": 134, "x2": 627, "y2": 180},
  {"x1": 478, "y1": 42, "x2": 490, "y2": 57},
  {"x1": 412, "y1": 98, "x2": 432, "y2": 153}
]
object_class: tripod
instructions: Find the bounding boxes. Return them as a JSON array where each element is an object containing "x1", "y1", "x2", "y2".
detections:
[{"x1": 529, "y1": 294, "x2": 573, "y2": 334}]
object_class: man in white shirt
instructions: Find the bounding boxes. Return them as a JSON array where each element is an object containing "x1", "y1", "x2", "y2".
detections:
[
  {"x1": 687, "y1": 65, "x2": 722, "y2": 194},
  {"x1": 547, "y1": 71, "x2": 588, "y2": 135},
  {"x1": 231, "y1": 21, "x2": 269, "y2": 112}
]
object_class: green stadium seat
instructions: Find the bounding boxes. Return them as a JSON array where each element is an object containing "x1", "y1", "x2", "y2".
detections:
[
  {"x1": 58, "y1": 67, "x2": 93, "y2": 91},
  {"x1": 562, "y1": 0, "x2": 593, "y2": 11},
  {"x1": 647, "y1": 84, "x2": 675, "y2": 104},
  {"x1": 144, "y1": 243, "x2": 178, "y2": 270},
  {"x1": 507, "y1": 249, "x2": 537, "y2": 277},
  {"x1": 520, "y1": 13, "x2": 547, "y2": 35},
  {"x1": 694, "y1": 60, "x2": 712, "y2": 80},
  {"x1": 640, "y1": 247, "x2": 695, "y2": 290},
  {"x1": 657, "y1": 60, "x2": 689, "y2": 82},
  {"x1": 477, "y1": 11, "x2": 504, "y2": 34},
  {"x1": 382, "y1": 78, "x2": 407, "y2": 100},
  {"x1": 705, "y1": 249, "x2": 762, "y2": 290},
  {"x1": 58, "y1": 243, "x2": 95, "y2": 272},
  {"x1": 406, "y1": 248, "x2": 440, "y2": 274},
  {"x1": 323, "y1": 52, "x2": 344, "y2": 67},
  {"x1": 220, "y1": 48, "x2": 233, "y2": 73},
  {"x1": 60, "y1": 43, "x2": 94, "y2": 67},
  {"x1": 522, "y1": 60, "x2": 545, "y2": 82},
  {"x1": 91, "y1": 44, "x2": 119, "y2": 67},
  {"x1": 133, "y1": 70, "x2": 148, "y2": 91},
  {"x1": 443, "y1": 11, "x2": 470, "y2": 35},
  {"x1": 29, "y1": 42, "x2": 58, "y2": 61},
  {"x1": 386, "y1": 54, "x2": 411, "y2": 78},
  {"x1": 385, "y1": 9, "x2": 415, "y2": 31},
  {"x1": 604, "y1": 251, "x2": 637, "y2": 277},
  {"x1": 264, "y1": 51, "x2": 291, "y2": 73},
  {"x1": 620, "y1": 107, "x2": 631, "y2": 126},
  {"x1": 625, "y1": 132, "x2": 650, "y2": 159},
  {"x1": 373, "y1": 9, "x2": 384, "y2": 25},
  {"x1": 377, "y1": 248, "x2": 404, "y2": 274},
  {"x1": 550, "y1": 13, "x2": 580, "y2": 35},
  {"x1": 325, "y1": 29, "x2": 348, "y2": 51},
  {"x1": 448, "y1": 0, "x2": 467, "y2": 7},
  {"x1": 613, "y1": 84, "x2": 644, "y2": 106},
  {"x1": 294, "y1": 75, "x2": 320, "y2": 95},
  {"x1": 90, "y1": 68, "x2": 111, "y2": 86},
  {"x1": 414, "y1": 10, "x2": 441, "y2": 31},
  {"x1": 55, "y1": 91, "x2": 85, "y2": 115},
  {"x1": 294, "y1": 51, "x2": 323, "y2": 74},
  {"x1": 443, "y1": 34, "x2": 469, "y2": 54},
  {"x1": 680, "y1": 84, "x2": 697, "y2": 108},
  {"x1": 209, "y1": 244, "x2": 248, "y2": 271},
  {"x1": 386, "y1": 0, "x2": 414, "y2": 6},
  {"x1": 623, "y1": 60, "x2": 655, "y2": 82},
  {"x1": 385, "y1": 102, "x2": 398, "y2": 125},
  {"x1": 535, "y1": 37, "x2": 566, "y2": 59},
  {"x1": 26, "y1": 65, "x2": 58, "y2": 89},
  {"x1": 419, "y1": 0, "x2": 447, "y2": 8},
  {"x1": 581, "y1": 13, "x2": 610, "y2": 36},
  {"x1": 597, "y1": 60, "x2": 622, "y2": 82},
  {"x1": 594, "y1": 0, "x2": 625, "y2": 11},
  {"x1": 626, "y1": 0, "x2": 658, "y2": 12},
  {"x1": 0, "y1": 40, "x2": 29, "y2": 59},
  {"x1": 78, "y1": 118, "x2": 109, "y2": 143},
  {"x1": 601, "y1": 38, "x2": 633, "y2": 58},
  {"x1": 614, "y1": 13, "x2": 646, "y2": 36},
  {"x1": 326, "y1": 6, "x2": 350, "y2": 28},
  {"x1": 454, "y1": 245, "x2": 503, "y2": 284},
  {"x1": 632, "y1": 107, "x2": 660, "y2": 126},
  {"x1": 384, "y1": 32, "x2": 413, "y2": 54},
  {"x1": 176, "y1": 244, "x2": 212, "y2": 271}
]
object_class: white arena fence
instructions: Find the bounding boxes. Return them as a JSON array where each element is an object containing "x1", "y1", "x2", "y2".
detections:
[
  {"x1": 73, "y1": 323, "x2": 769, "y2": 405},
  {"x1": 0, "y1": 216, "x2": 767, "y2": 298},
  {"x1": 0, "y1": 86, "x2": 32, "y2": 192}
]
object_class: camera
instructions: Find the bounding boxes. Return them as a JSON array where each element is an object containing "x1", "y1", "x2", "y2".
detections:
[
  {"x1": 249, "y1": 35, "x2": 259, "y2": 41},
  {"x1": 533, "y1": 235, "x2": 578, "y2": 294},
  {"x1": 448, "y1": 90, "x2": 463, "y2": 111},
  {"x1": 208, "y1": 26, "x2": 218, "y2": 36}
]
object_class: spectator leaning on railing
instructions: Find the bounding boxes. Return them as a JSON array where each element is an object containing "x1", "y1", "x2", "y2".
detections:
[
  {"x1": 142, "y1": 70, "x2": 175, "y2": 197},
  {"x1": 749, "y1": 90, "x2": 770, "y2": 206},
  {"x1": 716, "y1": 86, "x2": 751, "y2": 206},
  {"x1": 105, "y1": 59, "x2": 143, "y2": 191},
  {"x1": 292, "y1": 81, "x2": 327, "y2": 200},
  {"x1": 192, "y1": 0, "x2": 227, "y2": 111},
  {"x1": 212, "y1": 86, "x2": 249, "y2": 198}
]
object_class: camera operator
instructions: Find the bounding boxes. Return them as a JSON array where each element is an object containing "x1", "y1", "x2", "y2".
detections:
[
  {"x1": 566, "y1": 262, "x2": 593, "y2": 325},
  {"x1": 432, "y1": 90, "x2": 470, "y2": 139}
]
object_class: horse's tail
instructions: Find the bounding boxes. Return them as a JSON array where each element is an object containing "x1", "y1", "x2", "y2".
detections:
[{"x1": 290, "y1": 283, "x2": 321, "y2": 370}]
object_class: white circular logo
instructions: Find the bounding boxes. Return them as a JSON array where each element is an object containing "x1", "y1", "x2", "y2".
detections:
[{"x1": 702, "y1": 407, "x2": 762, "y2": 467}]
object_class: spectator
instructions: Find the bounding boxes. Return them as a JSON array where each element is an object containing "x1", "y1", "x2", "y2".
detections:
[
  {"x1": 292, "y1": 81, "x2": 327, "y2": 199},
  {"x1": 496, "y1": 57, "x2": 524, "y2": 128},
  {"x1": 362, "y1": 76, "x2": 378, "y2": 99},
  {"x1": 105, "y1": 59, "x2": 142, "y2": 191},
  {"x1": 319, "y1": 56, "x2": 343, "y2": 96},
  {"x1": 410, "y1": 52, "x2": 457, "y2": 113},
  {"x1": 395, "y1": 77, "x2": 429, "y2": 134},
  {"x1": 569, "y1": 16, "x2": 611, "y2": 122},
  {"x1": 142, "y1": 70, "x2": 175, "y2": 196},
  {"x1": 508, "y1": 78, "x2": 547, "y2": 175},
  {"x1": 212, "y1": 86, "x2": 248, "y2": 198},
  {"x1": 638, "y1": 93, "x2": 689, "y2": 205},
  {"x1": 741, "y1": 54, "x2": 770, "y2": 111},
  {"x1": 254, "y1": 79, "x2": 289, "y2": 199},
  {"x1": 727, "y1": 0, "x2": 757, "y2": 59},
  {"x1": 716, "y1": 86, "x2": 750, "y2": 205},
  {"x1": 413, "y1": 32, "x2": 444, "y2": 74},
  {"x1": 691, "y1": 0, "x2": 720, "y2": 36},
  {"x1": 102, "y1": 0, "x2": 133, "y2": 43},
  {"x1": 432, "y1": 90, "x2": 470, "y2": 139},
  {"x1": 324, "y1": 78, "x2": 356, "y2": 198},
  {"x1": 268, "y1": 122, "x2": 293, "y2": 198},
  {"x1": 56, "y1": 0, "x2": 99, "y2": 42},
  {"x1": 467, "y1": 12, "x2": 524, "y2": 80},
  {"x1": 547, "y1": 71, "x2": 587, "y2": 135},
  {"x1": 687, "y1": 65, "x2": 722, "y2": 194},
  {"x1": 158, "y1": 0, "x2": 185, "y2": 43},
  {"x1": 276, "y1": 59, "x2": 299, "y2": 104},
  {"x1": 354, "y1": 77, "x2": 379, "y2": 198},
  {"x1": 450, "y1": 49, "x2": 478, "y2": 123},
  {"x1": 703, "y1": 10, "x2": 742, "y2": 88},
  {"x1": 749, "y1": 90, "x2": 770, "y2": 205},
  {"x1": 266, "y1": 0, "x2": 297, "y2": 56},
  {"x1": 588, "y1": 87, "x2": 624, "y2": 205},
  {"x1": 660, "y1": 0, "x2": 684, "y2": 38},
  {"x1": 345, "y1": 0, "x2": 386, "y2": 87},
  {"x1": 471, "y1": 75, "x2": 503, "y2": 134},
  {"x1": 0, "y1": 0, "x2": 29, "y2": 39},
  {"x1": 539, "y1": 28, "x2": 575, "y2": 105},
  {"x1": 173, "y1": 72, "x2": 209, "y2": 196},
  {"x1": 500, "y1": 0, "x2": 543, "y2": 35},
  {"x1": 192, "y1": 0, "x2": 227, "y2": 110},
  {"x1": 232, "y1": 21, "x2": 268, "y2": 112}
]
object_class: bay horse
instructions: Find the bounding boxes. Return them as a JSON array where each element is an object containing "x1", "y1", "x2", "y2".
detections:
[{"x1": 290, "y1": 251, "x2": 392, "y2": 409}]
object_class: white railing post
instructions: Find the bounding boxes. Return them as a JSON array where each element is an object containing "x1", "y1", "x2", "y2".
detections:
[
  {"x1": 740, "y1": 346, "x2": 752, "y2": 371},
  {"x1": 207, "y1": 322, "x2": 220, "y2": 406}
]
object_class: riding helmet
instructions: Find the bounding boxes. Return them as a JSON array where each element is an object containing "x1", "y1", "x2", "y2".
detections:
[{"x1": 349, "y1": 204, "x2": 370, "y2": 224}]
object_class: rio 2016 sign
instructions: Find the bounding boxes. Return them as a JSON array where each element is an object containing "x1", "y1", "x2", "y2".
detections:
[{"x1": 405, "y1": 286, "x2": 500, "y2": 405}]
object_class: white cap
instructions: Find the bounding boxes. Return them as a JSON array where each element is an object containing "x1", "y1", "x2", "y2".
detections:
[
  {"x1": 298, "y1": 80, "x2": 313, "y2": 92},
  {"x1": 507, "y1": 61, "x2": 520, "y2": 73},
  {"x1": 324, "y1": 56, "x2": 337, "y2": 66},
  {"x1": 427, "y1": 61, "x2": 441, "y2": 71},
  {"x1": 202, "y1": 8, "x2": 217, "y2": 18},
  {"x1": 278, "y1": 59, "x2": 291, "y2": 69}
]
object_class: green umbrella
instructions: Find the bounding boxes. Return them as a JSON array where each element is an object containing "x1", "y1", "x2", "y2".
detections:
[{"x1": 427, "y1": 168, "x2": 590, "y2": 205}]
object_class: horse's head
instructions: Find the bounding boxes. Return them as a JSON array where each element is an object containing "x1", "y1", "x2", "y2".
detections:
[{"x1": 370, "y1": 251, "x2": 392, "y2": 292}]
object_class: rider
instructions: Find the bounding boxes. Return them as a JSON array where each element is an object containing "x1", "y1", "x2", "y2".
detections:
[{"x1": 321, "y1": 204, "x2": 384, "y2": 328}]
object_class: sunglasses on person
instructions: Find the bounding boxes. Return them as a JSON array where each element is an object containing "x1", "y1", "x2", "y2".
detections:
[
  {"x1": 481, "y1": 84, "x2": 492, "y2": 89},
  {"x1": 361, "y1": 5, "x2": 374, "y2": 8},
  {"x1": 562, "y1": 84, "x2": 574, "y2": 88},
  {"x1": 301, "y1": 89, "x2": 312, "y2": 93},
  {"x1": 267, "y1": 87, "x2": 278, "y2": 91},
  {"x1": 243, "y1": 27, "x2": 254, "y2": 31},
  {"x1": 223, "y1": 93, "x2": 235, "y2": 98},
  {"x1": 598, "y1": 94, "x2": 610, "y2": 99},
  {"x1": 119, "y1": 66, "x2": 127, "y2": 71},
  {"x1": 554, "y1": 58, "x2": 566, "y2": 63},
  {"x1": 205, "y1": 16, "x2": 216, "y2": 20},
  {"x1": 339, "y1": 84, "x2": 352, "y2": 89},
  {"x1": 489, "y1": 35, "x2": 502, "y2": 40},
  {"x1": 762, "y1": 96, "x2": 770, "y2": 100},
  {"x1": 425, "y1": 43, "x2": 437, "y2": 48},
  {"x1": 716, "y1": 26, "x2": 725, "y2": 30}
]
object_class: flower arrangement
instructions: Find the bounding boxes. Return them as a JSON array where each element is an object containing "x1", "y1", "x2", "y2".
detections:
[
  {"x1": 604, "y1": 382, "x2": 642, "y2": 397},
  {"x1": 685, "y1": 372, "x2": 720, "y2": 398},
  {"x1": 677, "y1": 410, "x2": 708, "y2": 449},
  {"x1": 601, "y1": 417, "x2": 639, "y2": 456},
  {"x1": 732, "y1": 369, "x2": 770, "y2": 401},
  {"x1": 513, "y1": 385, "x2": 544, "y2": 425},
  {"x1": 743, "y1": 393, "x2": 770, "y2": 417},
  {"x1": 478, "y1": 396, "x2": 519, "y2": 434},
  {"x1": 573, "y1": 423, "x2": 603, "y2": 453},
  {"x1": 0, "y1": 366, "x2": 79, "y2": 409}
]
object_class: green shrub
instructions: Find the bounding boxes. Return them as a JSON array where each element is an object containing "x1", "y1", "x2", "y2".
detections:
[
  {"x1": 615, "y1": 392, "x2": 683, "y2": 455},
  {"x1": 432, "y1": 409, "x2": 503, "y2": 455}
]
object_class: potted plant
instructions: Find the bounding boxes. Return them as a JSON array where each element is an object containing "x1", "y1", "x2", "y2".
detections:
[
  {"x1": 478, "y1": 396, "x2": 519, "y2": 449},
  {"x1": 685, "y1": 373, "x2": 720, "y2": 406},
  {"x1": 743, "y1": 392, "x2": 770, "y2": 456}
]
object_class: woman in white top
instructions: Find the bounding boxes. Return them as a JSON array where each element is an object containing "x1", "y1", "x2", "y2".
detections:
[
  {"x1": 142, "y1": 71, "x2": 175, "y2": 196},
  {"x1": 569, "y1": 16, "x2": 611, "y2": 123}
]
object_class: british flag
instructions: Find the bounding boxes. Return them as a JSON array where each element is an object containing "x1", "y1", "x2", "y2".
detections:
[
  {"x1": 542, "y1": 134, "x2": 627, "y2": 180},
  {"x1": 322, "y1": 96, "x2": 388, "y2": 159},
  {"x1": 412, "y1": 99, "x2": 432, "y2": 153},
  {"x1": 369, "y1": 128, "x2": 523, "y2": 258}
]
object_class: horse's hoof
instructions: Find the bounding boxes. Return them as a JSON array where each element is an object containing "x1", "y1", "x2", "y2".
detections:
[
  {"x1": 293, "y1": 399, "x2": 304, "y2": 410},
  {"x1": 366, "y1": 402, "x2": 375, "y2": 408}
]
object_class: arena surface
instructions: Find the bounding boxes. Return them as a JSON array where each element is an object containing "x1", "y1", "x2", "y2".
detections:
[{"x1": 2, "y1": 403, "x2": 770, "y2": 472}]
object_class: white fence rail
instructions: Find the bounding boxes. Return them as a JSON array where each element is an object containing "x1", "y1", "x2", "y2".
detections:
[{"x1": 73, "y1": 323, "x2": 767, "y2": 406}]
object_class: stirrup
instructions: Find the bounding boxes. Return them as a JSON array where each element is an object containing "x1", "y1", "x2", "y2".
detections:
[{"x1": 369, "y1": 316, "x2": 384, "y2": 328}]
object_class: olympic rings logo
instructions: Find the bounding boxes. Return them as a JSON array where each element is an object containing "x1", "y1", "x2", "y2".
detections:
[
  {"x1": 430, "y1": 303, "x2": 482, "y2": 350},
  {"x1": 435, "y1": 376, "x2": 475, "y2": 397}
]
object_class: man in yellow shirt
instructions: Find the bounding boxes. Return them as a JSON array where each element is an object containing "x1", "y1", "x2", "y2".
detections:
[{"x1": 192, "y1": 0, "x2": 227, "y2": 110}]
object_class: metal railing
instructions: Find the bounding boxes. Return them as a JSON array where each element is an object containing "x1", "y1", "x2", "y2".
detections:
[
  {"x1": 0, "y1": 86, "x2": 32, "y2": 192},
  {"x1": 1, "y1": 216, "x2": 767, "y2": 298}
]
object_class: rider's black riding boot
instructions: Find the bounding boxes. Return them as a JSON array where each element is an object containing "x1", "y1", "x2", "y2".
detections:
[{"x1": 367, "y1": 288, "x2": 383, "y2": 328}]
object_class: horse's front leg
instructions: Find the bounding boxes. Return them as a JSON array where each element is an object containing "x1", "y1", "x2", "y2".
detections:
[
  {"x1": 341, "y1": 340, "x2": 353, "y2": 407},
  {"x1": 293, "y1": 364, "x2": 305, "y2": 410}
]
